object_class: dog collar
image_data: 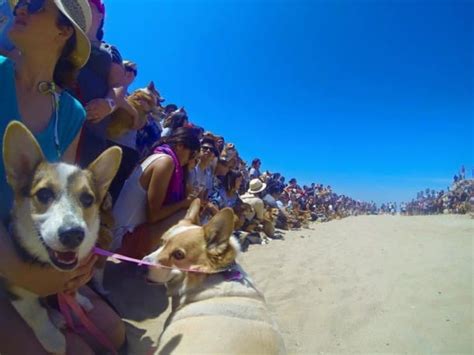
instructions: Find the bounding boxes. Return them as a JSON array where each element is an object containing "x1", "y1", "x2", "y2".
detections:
[{"x1": 220, "y1": 263, "x2": 244, "y2": 282}]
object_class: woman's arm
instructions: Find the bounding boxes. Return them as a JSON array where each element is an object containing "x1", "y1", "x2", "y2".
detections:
[
  {"x1": 62, "y1": 128, "x2": 81, "y2": 164},
  {"x1": 145, "y1": 156, "x2": 192, "y2": 223},
  {"x1": 85, "y1": 63, "x2": 130, "y2": 122},
  {"x1": 0, "y1": 223, "x2": 22, "y2": 280}
]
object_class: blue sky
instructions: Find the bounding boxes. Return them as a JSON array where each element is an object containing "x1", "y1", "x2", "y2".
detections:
[{"x1": 105, "y1": 0, "x2": 473, "y2": 204}]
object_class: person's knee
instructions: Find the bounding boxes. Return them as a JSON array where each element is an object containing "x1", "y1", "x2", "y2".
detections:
[
  {"x1": 79, "y1": 287, "x2": 126, "y2": 350},
  {"x1": 0, "y1": 296, "x2": 49, "y2": 355}
]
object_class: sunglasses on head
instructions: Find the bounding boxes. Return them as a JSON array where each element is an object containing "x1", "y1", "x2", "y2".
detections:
[
  {"x1": 14, "y1": 0, "x2": 46, "y2": 15},
  {"x1": 125, "y1": 67, "x2": 138, "y2": 76}
]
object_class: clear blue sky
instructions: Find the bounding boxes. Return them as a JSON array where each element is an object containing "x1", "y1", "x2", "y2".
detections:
[{"x1": 105, "y1": 0, "x2": 473, "y2": 205}]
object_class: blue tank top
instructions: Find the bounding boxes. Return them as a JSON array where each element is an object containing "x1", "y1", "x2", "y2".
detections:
[{"x1": 0, "y1": 55, "x2": 86, "y2": 223}]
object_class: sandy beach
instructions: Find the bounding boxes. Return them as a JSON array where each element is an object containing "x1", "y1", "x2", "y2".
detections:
[{"x1": 104, "y1": 214, "x2": 473, "y2": 354}]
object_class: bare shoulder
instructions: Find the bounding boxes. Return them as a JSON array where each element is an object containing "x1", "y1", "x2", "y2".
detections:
[{"x1": 149, "y1": 154, "x2": 175, "y2": 173}]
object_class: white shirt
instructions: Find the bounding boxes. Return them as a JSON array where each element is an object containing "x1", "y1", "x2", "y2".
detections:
[
  {"x1": 240, "y1": 193, "x2": 265, "y2": 220},
  {"x1": 112, "y1": 153, "x2": 168, "y2": 250}
]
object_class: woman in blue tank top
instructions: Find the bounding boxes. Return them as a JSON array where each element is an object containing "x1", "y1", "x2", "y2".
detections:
[{"x1": 0, "y1": 1, "x2": 125, "y2": 353}]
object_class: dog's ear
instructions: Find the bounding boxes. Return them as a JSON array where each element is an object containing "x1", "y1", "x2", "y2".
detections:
[
  {"x1": 203, "y1": 208, "x2": 235, "y2": 257},
  {"x1": 184, "y1": 198, "x2": 201, "y2": 225},
  {"x1": 147, "y1": 81, "x2": 155, "y2": 92},
  {"x1": 3, "y1": 121, "x2": 45, "y2": 190},
  {"x1": 87, "y1": 146, "x2": 122, "y2": 203}
]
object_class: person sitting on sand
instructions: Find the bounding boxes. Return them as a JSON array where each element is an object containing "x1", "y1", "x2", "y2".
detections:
[
  {"x1": 241, "y1": 178, "x2": 267, "y2": 223},
  {"x1": 208, "y1": 170, "x2": 244, "y2": 210},
  {"x1": 112, "y1": 127, "x2": 201, "y2": 258}
]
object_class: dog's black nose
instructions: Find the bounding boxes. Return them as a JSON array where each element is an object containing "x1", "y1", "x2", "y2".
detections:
[{"x1": 58, "y1": 226, "x2": 85, "y2": 249}]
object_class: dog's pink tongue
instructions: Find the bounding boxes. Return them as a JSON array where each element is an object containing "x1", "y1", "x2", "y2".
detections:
[{"x1": 55, "y1": 251, "x2": 77, "y2": 263}]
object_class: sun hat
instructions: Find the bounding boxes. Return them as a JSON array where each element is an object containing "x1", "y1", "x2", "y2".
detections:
[
  {"x1": 54, "y1": 0, "x2": 92, "y2": 69},
  {"x1": 247, "y1": 178, "x2": 267, "y2": 194}
]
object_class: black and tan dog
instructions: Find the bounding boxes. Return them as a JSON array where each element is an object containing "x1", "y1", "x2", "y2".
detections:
[{"x1": 1, "y1": 122, "x2": 121, "y2": 354}]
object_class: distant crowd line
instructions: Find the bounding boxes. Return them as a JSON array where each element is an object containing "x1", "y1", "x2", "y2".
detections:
[{"x1": 400, "y1": 166, "x2": 473, "y2": 216}]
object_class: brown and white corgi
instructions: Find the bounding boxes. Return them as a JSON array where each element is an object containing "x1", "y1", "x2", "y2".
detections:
[
  {"x1": 1, "y1": 121, "x2": 122, "y2": 354},
  {"x1": 106, "y1": 81, "x2": 163, "y2": 140},
  {"x1": 142, "y1": 199, "x2": 286, "y2": 355}
]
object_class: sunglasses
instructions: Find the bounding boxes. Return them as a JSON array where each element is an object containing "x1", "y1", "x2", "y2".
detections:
[
  {"x1": 201, "y1": 146, "x2": 213, "y2": 152},
  {"x1": 14, "y1": 0, "x2": 46, "y2": 15},
  {"x1": 125, "y1": 66, "x2": 138, "y2": 76}
]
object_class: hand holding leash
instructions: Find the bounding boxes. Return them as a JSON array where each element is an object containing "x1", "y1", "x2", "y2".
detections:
[{"x1": 63, "y1": 254, "x2": 98, "y2": 294}]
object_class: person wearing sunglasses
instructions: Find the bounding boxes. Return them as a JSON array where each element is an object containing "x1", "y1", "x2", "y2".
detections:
[
  {"x1": 75, "y1": 0, "x2": 138, "y2": 169},
  {"x1": 112, "y1": 127, "x2": 201, "y2": 259},
  {"x1": 0, "y1": 0, "x2": 125, "y2": 353},
  {"x1": 105, "y1": 59, "x2": 145, "y2": 203},
  {"x1": 188, "y1": 137, "x2": 218, "y2": 199}
]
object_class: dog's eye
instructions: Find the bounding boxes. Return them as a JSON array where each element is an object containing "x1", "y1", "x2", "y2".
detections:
[
  {"x1": 80, "y1": 193, "x2": 95, "y2": 208},
  {"x1": 171, "y1": 249, "x2": 185, "y2": 260},
  {"x1": 36, "y1": 188, "x2": 55, "y2": 204}
]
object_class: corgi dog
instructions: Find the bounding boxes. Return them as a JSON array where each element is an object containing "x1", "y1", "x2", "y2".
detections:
[
  {"x1": 106, "y1": 81, "x2": 163, "y2": 140},
  {"x1": 1, "y1": 122, "x2": 122, "y2": 354},
  {"x1": 232, "y1": 202, "x2": 253, "y2": 231},
  {"x1": 263, "y1": 207, "x2": 280, "y2": 237},
  {"x1": 142, "y1": 199, "x2": 286, "y2": 355}
]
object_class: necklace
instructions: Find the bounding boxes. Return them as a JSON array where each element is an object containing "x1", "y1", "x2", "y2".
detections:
[{"x1": 37, "y1": 81, "x2": 61, "y2": 158}]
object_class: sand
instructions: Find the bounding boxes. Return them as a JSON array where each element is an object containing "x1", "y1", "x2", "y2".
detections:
[{"x1": 104, "y1": 214, "x2": 474, "y2": 354}]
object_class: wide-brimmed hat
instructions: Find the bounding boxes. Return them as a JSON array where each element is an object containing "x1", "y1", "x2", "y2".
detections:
[
  {"x1": 247, "y1": 178, "x2": 267, "y2": 194},
  {"x1": 54, "y1": 0, "x2": 92, "y2": 68}
]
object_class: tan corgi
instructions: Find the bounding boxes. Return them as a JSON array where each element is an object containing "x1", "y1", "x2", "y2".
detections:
[
  {"x1": 1, "y1": 121, "x2": 122, "y2": 354},
  {"x1": 143, "y1": 199, "x2": 286, "y2": 355},
  {"x1": 106, "y1": 81, "x2": 162, "y2": 140},
  {"x1": 262, "y1": 207, "x2": 280, "y2": 238},
  {"x1": 232, "y1": 202, "x2": 253, "y2": 230}
]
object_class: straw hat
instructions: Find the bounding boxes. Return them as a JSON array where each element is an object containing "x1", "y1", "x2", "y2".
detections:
[
  {"x1": 53, "y1": 0, "x2": 92, "y2": 68},
  {"x1": 247, "y1": 178, "x2": 267, "y2": 194}
]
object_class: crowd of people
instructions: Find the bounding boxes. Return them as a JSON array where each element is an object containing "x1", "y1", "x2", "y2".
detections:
[
  {"x1": 401, "y1": 172, "x2": 473, "y2": 216},
  {"x1": 0, "y1": 1, "x2": 469, "y2": 353},
  {"x1": 0, "y1": 1, "x2": 378, "y2": 352}
]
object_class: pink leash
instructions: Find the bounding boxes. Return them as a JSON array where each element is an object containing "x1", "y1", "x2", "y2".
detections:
[
  {"x1": 57, "y1": 247, "x2": 229, "y2": 354},
  {"x1": 58, "y1": 293, "x2": 117, "y2": 355},
  {"x1": 93, "y1": 246, "x2": 210, "y2": 273},
  {"x1": 56, "y1": 247, "x2": 207, "y2": 354}
]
